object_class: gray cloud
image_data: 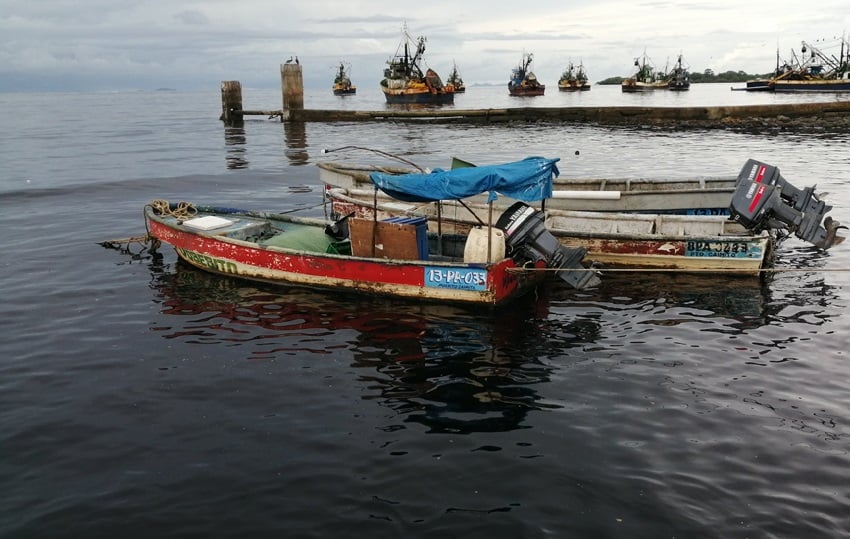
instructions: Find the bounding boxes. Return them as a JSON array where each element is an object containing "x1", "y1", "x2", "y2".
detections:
[{"x1": 0, "y1": 1, "x2": 847, "y2": 91}]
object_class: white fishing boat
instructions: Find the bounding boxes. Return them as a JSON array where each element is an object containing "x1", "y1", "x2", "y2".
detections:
[
  {"x1": 317, "y1": 159, "x2": 737, "y2": 215},
  {"x1": 322, "y1": 158, "x2": 844, "y2": 275}
]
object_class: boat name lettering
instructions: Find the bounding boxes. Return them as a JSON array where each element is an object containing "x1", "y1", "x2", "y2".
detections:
[
  {"x1": 177, "y1": 248, "x2": 238, "y2": 273},
  {"x1": 685, "y1": 241, "x2": 758, "y2": 258},
  {"x1": 425, "y1": 267, "x2": 487, "y2": 290},
  {"x1": 688, "y1": 208, "x2": 729, "y2": 216}
]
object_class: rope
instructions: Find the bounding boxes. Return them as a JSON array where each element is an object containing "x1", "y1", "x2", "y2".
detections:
[
  {"x1": 149, "y1": 199, "x2": 197, "y2": 219},
  {"x1": 506, "y1": 266, "x2": 850, "y2": 274},
  {"x1": 100, "y1": 198, "x2": 191, "y2": 254},
  {"x1": 98, "y1": 234, "x2": 159, "y2": 255}
]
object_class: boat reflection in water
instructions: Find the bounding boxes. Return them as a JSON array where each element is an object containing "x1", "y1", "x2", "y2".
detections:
[
  {"x1": 144, "y1": 249, "x2": 839, "y2": 432},
  {"x1": 147, "y1": 259, "x2": 593, "y2": 433}
]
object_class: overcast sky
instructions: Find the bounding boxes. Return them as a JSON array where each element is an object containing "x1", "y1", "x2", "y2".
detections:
[{"x1": 1, "y1": 1, "x2": 848, "y2": 92}]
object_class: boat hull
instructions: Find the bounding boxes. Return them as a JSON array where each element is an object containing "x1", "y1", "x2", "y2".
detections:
[
  {"x1": 545, "y1": 219, "x2": 770, "y2": 275},
  {"x1": 381, "y1": 86, "x2": 454, "y2": 104},
  {"x1": 772, "y1": 78, "x2": 850, "y2": 92},
  {"x1": 333, "y1": 87, "x2": 356, "y2": 96},
  {"x1": 558, "y1": 84, "x2": 590, "y2": 91},
  {"x1": 145, "y1": 208, "x2": 544, "y2": 305},
  {"x1": 509, "y1": 86, "x2": 545, "y2": 96},
  {"x1": 323, "y1": 189, "x2": 773, "y2": 275},
  {"x1": 317, "y1": 162, "x2": 737, "y2": 214},
  {"x1": 622, "y1": 81, "x2": 668, "y2": 92}
]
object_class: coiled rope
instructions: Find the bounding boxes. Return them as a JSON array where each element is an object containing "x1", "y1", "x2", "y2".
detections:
[
  {"x1": 100, "y1": 198, "x2": 195, "y2": 254},
  {"x1": 149, "y1": 199, "x2": 197, "y2": 219}
]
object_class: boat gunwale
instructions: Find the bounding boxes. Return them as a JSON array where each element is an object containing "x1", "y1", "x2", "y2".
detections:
[
  {"x1": 144, "y1": 207, "x2": 552, "y2": 306},
  {"x1": 316, "y1": 161, "x2": 738, "y2": 193},
  {"x1": 326, "y1": 186, "x2": 766, "y2": 243},
  {"x1": 144, "y1": 207, "x2": 516, "y2": 269}
]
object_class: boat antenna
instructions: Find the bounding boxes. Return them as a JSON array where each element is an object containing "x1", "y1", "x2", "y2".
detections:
[{"x1": 321, "y1": 146, "x2": 426, "y2": 172}]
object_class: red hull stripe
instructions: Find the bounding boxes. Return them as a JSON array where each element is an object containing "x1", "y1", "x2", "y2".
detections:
[{"x1": 147, "y1": 219, "x2": 540, "y2": 303}]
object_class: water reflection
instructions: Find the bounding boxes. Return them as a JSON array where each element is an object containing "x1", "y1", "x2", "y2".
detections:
[
  {"x1": 146, "y1": 260, "x2": 597, "y2": 433},
  {"x1": 554, "y1": 272, "x2": 771, "y2": 330},
  {"x1": 223, "y1": 125, "x2": 248, "y2": 170},
  {"x1": 144, "y1": 251, "x2": 840, "y2": 435},
  {"x1": 764, "y1": 246, "x2": 843, "y2": 327},
  {"x1": 283, "y1": 122, "x2": 309, "y2": 165}
]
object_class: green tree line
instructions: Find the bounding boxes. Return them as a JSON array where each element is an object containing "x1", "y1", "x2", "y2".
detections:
[{"x1": 597, "y1": 69, "x2": 772, "y2": 85}]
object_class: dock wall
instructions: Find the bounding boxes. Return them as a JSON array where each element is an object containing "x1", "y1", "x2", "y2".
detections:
[
  {"x1": 288, "y1": 101, "x2": 850, "y2": 127},
  {"x1": 221, "y1": 63, "x2": 850, "y2": 128}
]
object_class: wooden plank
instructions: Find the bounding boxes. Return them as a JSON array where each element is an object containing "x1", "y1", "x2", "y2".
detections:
[{"x1": 349, "y1": 218, "x2": 421, "y2": 260}]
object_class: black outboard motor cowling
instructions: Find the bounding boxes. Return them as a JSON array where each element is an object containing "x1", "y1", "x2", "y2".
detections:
[
  {"x1": 730, "y1": 159, "x2": 844, "y2": 250},
  {"x1": 495, "y1": 202, "x2": 600, "y2": 289}
]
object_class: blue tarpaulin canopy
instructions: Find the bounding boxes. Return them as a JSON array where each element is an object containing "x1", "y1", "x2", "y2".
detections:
[{"x1": 369, "y1": 156, "x2": 560, "y2": 203}]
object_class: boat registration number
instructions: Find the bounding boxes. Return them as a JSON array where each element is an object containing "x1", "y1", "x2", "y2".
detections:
[
  {"x1": 685, "y1": 240, "x2": 761, "y2": 258},
  {"x1": 425, "y1": 267, "x2": 487, "y2": 291}
]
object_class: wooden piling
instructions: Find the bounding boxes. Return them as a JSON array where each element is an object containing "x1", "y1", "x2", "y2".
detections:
[
  {"x1": 281, "y1": 63, "x2": 304, "y2": 121},
  {"x1": 219, "y1": 80, "x2": 243, "y2": 124}
]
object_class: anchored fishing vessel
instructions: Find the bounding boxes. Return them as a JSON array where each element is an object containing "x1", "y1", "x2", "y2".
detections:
[
  {"x1": 735, "y1": 38, "x2": 850, "y2": 92},
  {"x1": 332, "y1": 62, "x2": 356, "y2": 95},
  {"x1": 508, "y1": 53, "x2": 545, "y2": 96},
  {"x1": 622, "y1": 53, "x2": 667, "y2": 92},
  {"x1": 666, "y1": 54, "x2": 690, "y2": 91},
  {"x1": 446, "y1": 61, "x2": 465, "y2": 93},
  {"x1": 380, "y1": 27, "x2": 454, "y2": 104},
  {"x1": 772, "y1": 38, "x2": 850, "y2": 92},
  {"x1": 558, "y1": 61, "x2": 590, "y2": 91}
]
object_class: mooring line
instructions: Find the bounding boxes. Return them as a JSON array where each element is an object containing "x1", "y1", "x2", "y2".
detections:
[{"x1": 506, "y1": 266, "x2": 850, "y2": 274}]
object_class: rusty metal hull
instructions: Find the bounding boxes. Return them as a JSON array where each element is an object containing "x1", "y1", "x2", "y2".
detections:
[
  {"x1": 144, "y1": 207, "x2": 545, "y2": 306},
  {"x1": 381, "y1": 86, "x2": 455, "y2": 104},
  {"x1": 509, "y1": 86, "x2": 545, "y2": 96}
]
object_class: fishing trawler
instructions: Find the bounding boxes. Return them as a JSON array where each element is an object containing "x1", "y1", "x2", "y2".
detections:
[
  {"x1": 446, "y1": 61, "x2": 465, "y2": 92},
  {"x1": 558, "y1": 61, "x2": 590, "y2": 91},
  {"x1": 772, "y1": 38, "x2": 850, "y2": 92},
  {"x1": 332, "y1": 62, "x2": 356, "y2": 95},
  {"x1": 734, "y1": 37, "x2": 850, "y2": 92},
  {"x1": 666, "y1": 54, "x2": 690, "y2": 91},
  {"x1": 380, "y1": 27, "x2": 454, "y2": 104},
  {"x1": 621, "y1": 53, "x2": 667, "y2": 92},
  {"x1": 508, "y1": 53, "x2": 545, "y2": 96}
]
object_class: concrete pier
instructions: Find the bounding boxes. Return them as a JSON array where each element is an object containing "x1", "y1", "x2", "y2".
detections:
[
  {"x1": 288, "y1": 101, "x2": 850, "y2": 128},
  {"x1": 221, "y1": 63, "x2": 850, "y2": 128}
]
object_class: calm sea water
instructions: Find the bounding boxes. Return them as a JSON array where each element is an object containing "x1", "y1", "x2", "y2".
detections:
[{"x1": 2, "y1": 85, "x2": 850, "y2": 538}]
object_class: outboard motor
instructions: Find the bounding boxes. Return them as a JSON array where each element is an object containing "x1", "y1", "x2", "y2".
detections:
[
  {"x1": 495, "y1": 202, "x2": 600, "y2": 289},
  {"x1": 730, "y1": 159, "x2": 844, "y2": 249}
]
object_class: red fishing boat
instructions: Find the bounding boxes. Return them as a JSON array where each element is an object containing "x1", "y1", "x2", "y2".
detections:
[{"x1": 143, "y1": 158, "x2": 600, "y2": 305}]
